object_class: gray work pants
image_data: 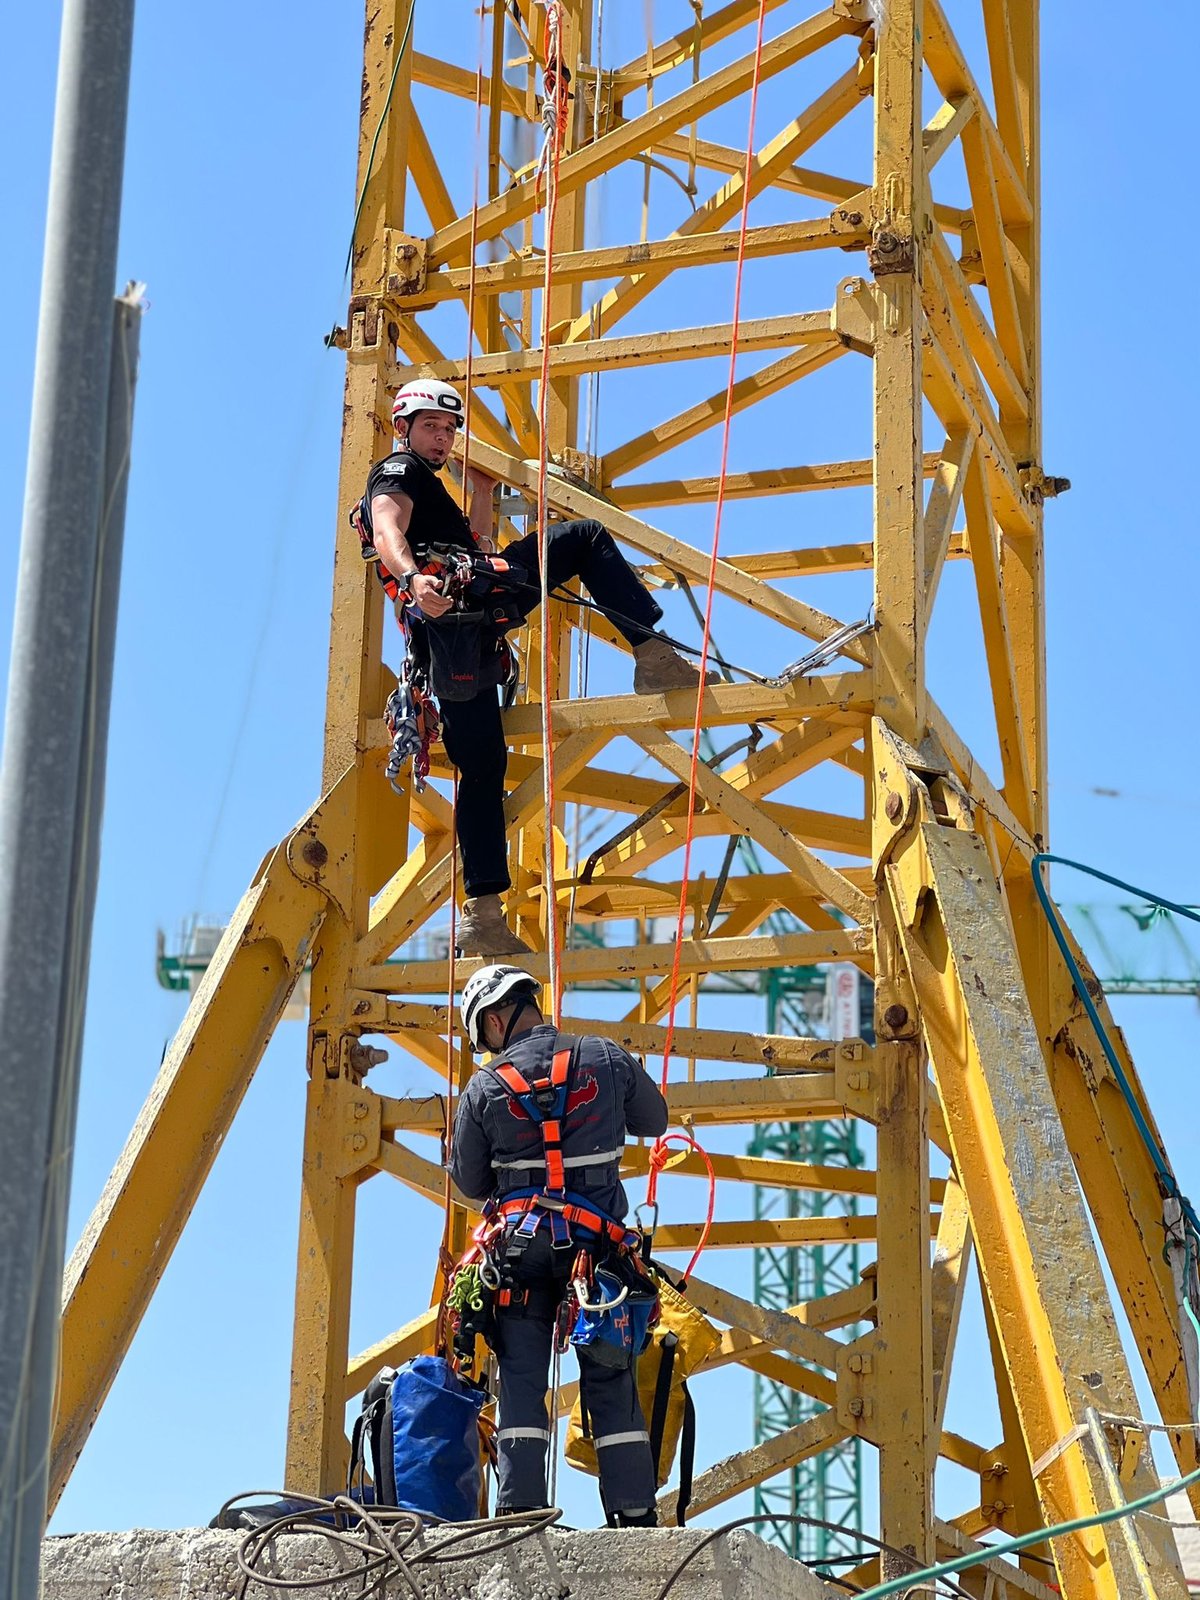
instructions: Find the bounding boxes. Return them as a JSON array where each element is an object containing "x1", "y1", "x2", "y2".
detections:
[{"x1": 492, "y1": 1233, "x2": 657, "y2": 1517}]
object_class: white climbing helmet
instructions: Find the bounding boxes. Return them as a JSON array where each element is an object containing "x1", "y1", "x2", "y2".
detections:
[
  {"x1": 392, "y1": 378, "x2": 465, "y2": 432},
  {"x1": 461, "y1": 963, "x2": 539, "y2": 1051}
]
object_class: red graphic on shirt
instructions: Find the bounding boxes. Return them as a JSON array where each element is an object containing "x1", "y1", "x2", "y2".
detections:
[{"x1": 505, "y1": 1070, "x2": 599, "y2": 1120}]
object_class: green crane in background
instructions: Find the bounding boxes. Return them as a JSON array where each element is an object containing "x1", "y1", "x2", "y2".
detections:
[{"x1": 749, "y1": 957, "x2": 869, "y2": 1567}]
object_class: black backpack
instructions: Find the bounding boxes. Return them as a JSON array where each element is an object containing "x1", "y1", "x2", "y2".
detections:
[{"x1": 348, "y1": 1366, "x2": 397, "y2": 1504}]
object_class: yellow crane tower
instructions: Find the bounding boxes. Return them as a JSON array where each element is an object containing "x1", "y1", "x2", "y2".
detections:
[{"x1": 49, "y1": 4, "x2": 1200, "y2": 1596}]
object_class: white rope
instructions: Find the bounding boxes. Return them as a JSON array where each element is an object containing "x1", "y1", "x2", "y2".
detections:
[{"x1": 547, "y1": 1337, "x2": 562, "y2": 1507}]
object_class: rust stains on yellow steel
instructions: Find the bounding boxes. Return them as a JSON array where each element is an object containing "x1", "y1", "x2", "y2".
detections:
[{"x1": 50, "y1": 3, "x2": 1194, "y2": 1594}]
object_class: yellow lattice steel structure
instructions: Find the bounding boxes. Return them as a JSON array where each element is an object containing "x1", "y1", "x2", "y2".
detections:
[{"x1": 51, "y1": 4, "x2": 1199, "y2": 1595}]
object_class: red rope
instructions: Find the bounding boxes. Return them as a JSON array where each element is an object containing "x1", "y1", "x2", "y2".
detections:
[
  {"x1": 657, "y1": 0, "x2": 768, "y2": 1090},
  {"x1": 444, "y1": 5, "x2": 486, "y2": 1241},
  {"x1": 535, "y1": 2, "x2": 569, "y2": 1025},
  {"x1": 436, "y1": 776, "x2": 461, "y2": 1357},
  {"x1": 643, "y1": 0, "x2": 769, "y2": 1279},
  {"x1": 459, "y1": 2, "x2": 487, "y2": 515},
  {"x1": 441, "y1": 774, "x2": 461, "y2": 1242}
]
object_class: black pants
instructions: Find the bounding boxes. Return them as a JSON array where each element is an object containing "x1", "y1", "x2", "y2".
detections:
[
  {"x1": 437, "y1": 520, "x2": 662, "y2": 898},
  {"x1": 492, "y1": 1233, "x2": 657, "y2": 1517}
]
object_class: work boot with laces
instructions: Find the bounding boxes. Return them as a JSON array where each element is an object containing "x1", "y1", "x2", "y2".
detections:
[
  {"x1": 456, "y1": 894, "x2": 532, "y2": 958},
  {"x1": 632, "y1": 635, "x2": 720, "y2": 695}
]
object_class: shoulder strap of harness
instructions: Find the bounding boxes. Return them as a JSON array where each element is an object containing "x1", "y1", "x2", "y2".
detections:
[
  {"x1": 486, "y1": 1034, "x2": 578, "y2": 1198},
  {"x1": 350, "y1": 495, "x2": 402, "y2": 601}
]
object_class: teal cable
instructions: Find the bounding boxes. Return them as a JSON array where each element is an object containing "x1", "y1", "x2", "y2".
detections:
[
  {"x1": 344, "y1": 2, "x2": 418, "y2": 278},
  {"x1": 852, "y1": 1460, "x2": 1200, "y2": 1600},
  {"x1": 1031, "y1": 852, "x2": 1200, "y2": 1239}
]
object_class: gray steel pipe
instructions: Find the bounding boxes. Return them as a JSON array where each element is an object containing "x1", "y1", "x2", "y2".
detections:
[{"x1": 0, "y1": 2, "x2": 137, "y2": 1594}]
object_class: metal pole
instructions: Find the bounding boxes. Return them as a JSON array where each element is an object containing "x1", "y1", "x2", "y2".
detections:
[{"x1": 0, "y1": 1, "x2": 137, "y2": 1592}]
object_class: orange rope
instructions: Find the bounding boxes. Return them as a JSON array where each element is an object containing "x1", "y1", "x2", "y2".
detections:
[
  {"x1": 535, "y1": 2, "x2": 569, "y2": 1025},
  {"x1": 643, "y1": 0, "x2": 769, "y2": 1280}
]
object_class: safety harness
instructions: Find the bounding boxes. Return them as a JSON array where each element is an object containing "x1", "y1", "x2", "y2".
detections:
[
  {"x1": 482, "y1": 1036, "x2": 639, "y2": 1259},
  {"x1": 443, "y1": 1036, "x2": 660, "y2": 1412}
]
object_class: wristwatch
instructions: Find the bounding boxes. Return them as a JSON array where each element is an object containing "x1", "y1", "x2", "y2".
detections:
[{"x1": 396, "y1": 568, "x2": 419, "y2": 595}]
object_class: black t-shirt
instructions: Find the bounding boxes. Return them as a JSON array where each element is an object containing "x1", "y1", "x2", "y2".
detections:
[{"x1": 363, "y1": 451, "x2": 474, "y2": 567}]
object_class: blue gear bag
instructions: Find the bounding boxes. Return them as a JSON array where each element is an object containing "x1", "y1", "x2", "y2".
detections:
[{"x1": 390, "y1": 1355, "x2": 487, "y2": 1521}]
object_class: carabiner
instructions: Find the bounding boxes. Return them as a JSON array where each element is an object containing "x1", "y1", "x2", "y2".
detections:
[{"x1": 573, "y1": 1275, "x2": 629, "y2": 1313}]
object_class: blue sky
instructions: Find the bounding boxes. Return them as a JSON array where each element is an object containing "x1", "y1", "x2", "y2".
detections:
[{"x1": 4, "y1": 0, "x2": 1199, "y2": 1546}]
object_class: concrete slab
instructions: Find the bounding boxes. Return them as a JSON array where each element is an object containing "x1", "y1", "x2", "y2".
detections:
[{"x1": 41, "y1": 1526, "x2": 839, "y2": 1600}]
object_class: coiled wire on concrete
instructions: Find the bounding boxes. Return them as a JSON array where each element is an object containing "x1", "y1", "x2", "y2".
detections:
[{"x1": 216, "y1": 1493, "x2": 566, "y2": 1600}]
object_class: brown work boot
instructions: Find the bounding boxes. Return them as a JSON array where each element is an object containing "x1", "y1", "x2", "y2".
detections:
[
  {"x1": 456, "y1": 895, "x2": 532, "y2": 958},
  {"x1": 632, "y1": 636, "x2": 720, "y2": 695}
]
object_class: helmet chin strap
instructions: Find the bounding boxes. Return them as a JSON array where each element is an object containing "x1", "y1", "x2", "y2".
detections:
[
  {"x1": 400, "y1": 437, "x2": 445, "y2": 473},
  {"x1": 496, "y1": 997, "x2": 538, "y2": 1051}
]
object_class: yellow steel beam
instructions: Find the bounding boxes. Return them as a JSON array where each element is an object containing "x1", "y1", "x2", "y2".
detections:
[
  {"x1": 425, "y1": 9, "x2": 856, "y2": 268},
  {"x1": 923, "y1": 432, "x2": 973, "y2": 618},
  {"x1": 927, "y1": 228, "x2": 1028, "y2": 421},
  {"x1": 924, "y1": 95, "x2": 975, "y2": 169},
  {"x1": 605, "y1": 343, "x2": 846, "y2": 480},
  {"x1": 611, "y1": 0, "x2": 794, "y2": 83},
  {"x1": 410, "y1": 51, "x2": 526, "y2": 119},
  {"x1": 1013, "y1": 907, "x2": 1200, "y2": 1505},
  {"x1": 631, "y1": 725, "x2": 870, "y2": 923},
  {"x1": 922, "y1": 0, "x2": 1032, "y2": 225},
  {"x1": 653, "y1": 131, "x2": 972, "y2": 234},
  {"x1": 565, "y1": 65, "x2": 871, "y2": 345},
  {"x1": 606, "y1": 450, "x2": 942, "y2": 508},
  {"x1": 891, "y1": 816, "x2": 1185, "y2": 1597},
  {"x1": 398, "y1": 217, "x2": 869, "y2": 308},
  {"x1": 52, "y1": 811, "x2": 334, "y2": 1508},
  {"x1": 357, "y1": 927, "x2": 867, "y2": 994},
  {"x1": 643, "y1": 535, "x2": 965, "y2": 581},
  {"x1": 658, "y1": 1412, "x2": 846, "y2": 1524},
  {"x1": 383, "y1": 1000, "x2": 869, "y2": 1074},
  {"x1": 345, "y1": 1308, "x2": 439, "y2": 1400},
  {"x1": 377, "y1": 1068, "x2": 876, "y2": 1136},
  {"x1": 401, "y1": 311, "x2": 838, "y2": 386},
  {"x1": 622, "y1": 1143, "x2": 947, "y2": 1205},
  {"x1": 961, "y1": 453, "x2": 1034, "y2": 833}
]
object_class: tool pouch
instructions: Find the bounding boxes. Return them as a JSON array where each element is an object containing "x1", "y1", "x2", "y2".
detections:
[
  {"x1": 570, "y1": 1254, "x2": 660, "y2": 1370},
  {"x1": 423, "y1": 611, "x2": 514, "y2": 702}
]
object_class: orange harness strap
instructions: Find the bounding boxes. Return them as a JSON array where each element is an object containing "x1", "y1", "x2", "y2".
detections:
[{"x1": 491, "y1": 1046, "x2": 572, "y2": 1197}]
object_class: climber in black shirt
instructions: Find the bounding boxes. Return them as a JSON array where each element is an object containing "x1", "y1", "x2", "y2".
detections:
[{"x1": 362, "y1": 378, "x2": 715, "y2": 957}]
